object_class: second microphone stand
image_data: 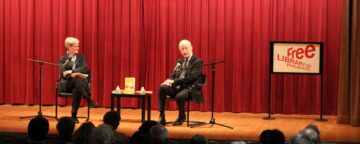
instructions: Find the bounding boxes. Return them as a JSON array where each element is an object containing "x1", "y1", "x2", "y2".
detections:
[
  {"x1": 191, "y1": 60, "x2": 233, "y2": 129},
  {"x1": 20, "y1": 59, "x2": 60, "y2": 119}
]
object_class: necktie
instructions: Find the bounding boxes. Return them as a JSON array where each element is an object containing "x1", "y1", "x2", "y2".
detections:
[{"x1": 179, "y1": 59, "x2": 188, "y2": 78}]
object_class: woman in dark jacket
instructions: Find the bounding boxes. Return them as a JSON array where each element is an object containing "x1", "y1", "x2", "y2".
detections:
[{"x1": 58, "y1": 37, "x2": 97, "y2": 123}]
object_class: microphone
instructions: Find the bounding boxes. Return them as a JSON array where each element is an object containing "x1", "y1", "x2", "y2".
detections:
[
  {"x1": 173, "y1": 63, "x2": 181, "y2": 72},
  {"x1": 62, "y1": 56, "x2": 72, "y2": 69}
]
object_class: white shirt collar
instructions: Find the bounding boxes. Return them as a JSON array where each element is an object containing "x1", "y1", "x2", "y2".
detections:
[{"x1": 186, "y1": 54, "x2": 193, "y2": 62}]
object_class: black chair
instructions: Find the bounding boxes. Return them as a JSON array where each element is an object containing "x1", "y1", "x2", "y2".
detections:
[
  {"x1": 55, "y1": 71, "x2": 92, "y2": 121},
  {"x1": 166, "y1": 74, "x2": 207, "y2": 127}
]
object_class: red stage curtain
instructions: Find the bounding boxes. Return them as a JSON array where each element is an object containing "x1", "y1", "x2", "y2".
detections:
[{"x1": 0, "y1": 0, "x2": 342, "y2": 115}]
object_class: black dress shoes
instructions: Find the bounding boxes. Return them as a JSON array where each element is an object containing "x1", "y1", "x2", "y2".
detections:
[
  {"x1": 72, "y1": 116, "x2": 79, "y2": 123},
  {"x1": 172, "y1": 115, "x2": 186, "y2": 126},
  {"x1": 88, "y1": 99, "x2": 98, "y2": 108},
  {"x1": 158, "y1": 115, "x2": 166, "y2": 125}
]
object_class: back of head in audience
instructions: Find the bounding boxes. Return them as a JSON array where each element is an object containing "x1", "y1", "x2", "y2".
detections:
[
  {"x1": 139, "y1": 120, "x2": 158, "y2": 134},
  {"x1": 305, "y1": 124, "x2": 320, "y2": 137},
  {"x1": 230, "y1": 141, "x2": 247, "y2": 144},
  {"x1": 189, "y1": 134, "x2": 208, "y2": 144},
  {"x1": 129, "y1": 131, "x2": 151, "y2": 144},
  {"x1": 113, "y1": 132, "x2": 130, "y2": 144},
  {"x1": 28, "y1": 116, "x2": 49, "y2": 141},
  {"x1": 73, "y1": 122, "x2": 95, "y2": 144},
  {"x1": 300, "y1": 127, "x2": 320, "y2": 144},
  {"x1": 273, "y1": 129, "x2": 285, "y2": 144},
  {"x1": 259, "y1": 129, "x2": 275, "y2": 144},
  {"x1": 259, "y1": 129, "x2": 284, "y2": 144},
  {"x1": 289, "y1": 133, "x2": 312, "y2": 144},
  {"x1": 149, "y1": 125, "x2": 169, "y2": 144},
  {"x1": 91, "y1": 123, "x2": 114, "y2": 144},
  {"x1": 103, "y1": 111, "x2": 121, "y2": 131},
  {"x1": 56, "y1": 116, "x2": 75, "y2": 140}
]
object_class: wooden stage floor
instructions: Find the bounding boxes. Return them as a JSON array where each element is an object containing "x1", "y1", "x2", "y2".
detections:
[{"x1": 0, "y1": 104, "x2": 359, "y2": 143}]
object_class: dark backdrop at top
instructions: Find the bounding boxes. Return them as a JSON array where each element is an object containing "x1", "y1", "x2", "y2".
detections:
[{"x1": 0, "y1": 0, "x2": 342, "y2": 115}]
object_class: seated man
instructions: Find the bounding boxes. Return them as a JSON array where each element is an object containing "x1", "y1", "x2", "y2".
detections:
[
  {"x1": 158, "y1": 39, "x2": 204, "y2": 125},
  {"x1": 58, "y1": 37, "x2": 97, "y2": 123}
]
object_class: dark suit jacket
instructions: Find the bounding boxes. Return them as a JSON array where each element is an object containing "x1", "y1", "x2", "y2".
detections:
[
  {"x1": 169, "y1": 55, "x2": 204, "y2": 103},
  {"x1": 58, "y1": 54, "x2": 89, "y2": 92}
]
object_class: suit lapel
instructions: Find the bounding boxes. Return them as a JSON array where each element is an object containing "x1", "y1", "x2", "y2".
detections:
[
  {"x1": 188, "y1": 55, "x2": 196, "y2": 67},
  {"x1": 74, "y1": 54, "x2": 80, "y2": 68}
]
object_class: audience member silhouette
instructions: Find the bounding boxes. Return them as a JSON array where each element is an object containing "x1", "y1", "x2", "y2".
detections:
[
  {"x1": 72, "y1": 122, "x2": 95, "y2": 144},
  {"x1": 56, "y1": 116, "x2": 75, "y2": 143},
  {"x1": 273, "y1": 129, "x2": 285, "y2": 144},
  {"x1": 259, "y1": 129, "x2": 275, "y2": 144},
  {"x1": 259, "y1": 129, "x2": 285, "y2": 144},
  {"x1": 138, "y1": 120, "x2": 158, "y2": 134},
  {"x1": 129, "y1": 120, "x2": 158, "y2": 144},
  {"x1": 91, "y1": 124, "x2": 114, "y2": 144},
  {"x1": 149, "y1": 125, "x2": 170, "y2": 144},
  {"x1": 300, "y1": 124, "x2": 320, "y2": 144},
  {"x1": 188, "y1": 134, "x2": 208, "y2": 144},
  {"x1": 289, "y1": 133, "x2": 312, "y2": 144},
  {"x1": 103, "y1": 111, "x2": 129, "y2": 144},
  {"x1": 27, "y1": 116, "x2": 49, "y2": 144},
  {"x1": 129, "y1": 131, "x2": 151, "y2": 144},
  {"x1": 103, "y1": 111, "x2": 121, "y2": 130}
]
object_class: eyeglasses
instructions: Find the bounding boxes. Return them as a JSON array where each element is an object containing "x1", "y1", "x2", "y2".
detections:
[{"x1": 71, "y1": 45, "x2": 79, "y2": 49}]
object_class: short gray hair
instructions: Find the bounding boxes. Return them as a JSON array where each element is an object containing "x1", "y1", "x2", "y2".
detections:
[
  {"x1": 300, "y1": 128, "x2": 320, "y2": 144},
  {"x1": 179, "y1": 39, "x2": 192, "y2": 49},
  {"x1": 64, "y1": 37, "x2": 79, "y2": 48},
  {"x1": 91, "y1": 124, "x2": 113, "y2": 144}
]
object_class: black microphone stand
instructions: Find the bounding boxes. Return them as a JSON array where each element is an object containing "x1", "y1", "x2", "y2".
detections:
[
  {"x1": 20, "y1": 59, "x2": 60, "y2": 119},
  {"x1": 191, "y1": 60, "x2": 233, "y2": 129}
]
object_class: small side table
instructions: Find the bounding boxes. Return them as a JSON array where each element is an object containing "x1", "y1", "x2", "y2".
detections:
[{"x1": 110, "y1": 92, "x2": 151, "y2": 123}]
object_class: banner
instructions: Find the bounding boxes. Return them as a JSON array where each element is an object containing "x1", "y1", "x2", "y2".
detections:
[{"x1": 271, "y1": 42, "x2": 323, "y2": 74}]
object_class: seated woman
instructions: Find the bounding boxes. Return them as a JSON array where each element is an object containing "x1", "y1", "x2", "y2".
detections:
[{"x1": 58, "y1": 37, "x2": 97, "y2": 123}]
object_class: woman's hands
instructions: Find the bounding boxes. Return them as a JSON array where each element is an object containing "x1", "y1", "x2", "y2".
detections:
[{"x1": 63, "y1": 70, "x2": 73, "y2": 77}]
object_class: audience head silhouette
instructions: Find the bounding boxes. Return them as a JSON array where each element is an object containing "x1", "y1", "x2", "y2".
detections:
[
  {"x1": 73, "y1": 122, "x2": 95, "y2": 144},
  {"x1": 189, "y1": 134, "x2": 208, "y2": 144},
  {"x1": 300, "y1": 124, "x2": 320, "y2": 144},
  {"x1": 290, "y1": 133, "x2": 312, "y2": 144},
  {"x1": 138, "y1": 120, "x2": 158, "y2": 134},
  {"x1": 103, "y1": 111, "x2": 121, "y2": 131},
  {"x1": 150, "y1": 125, "x2": 169, "y2": 144},
  {"x1": 56, "y1": 116, "x2": 75, "y2": 141},
  {"x1": 27, "y1": 116, "x2": 49, "y2": 142},
  {"x1": 91, "y1": 124, "x2": 114, "y2": 144}
]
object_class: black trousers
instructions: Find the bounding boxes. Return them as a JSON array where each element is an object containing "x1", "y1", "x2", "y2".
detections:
[
  {"x1": 158, "y1": 84, "x2": 190, "y2": 116},
  {"x1": 66, "y1": 77, "x2": 90, "y2": 116}
]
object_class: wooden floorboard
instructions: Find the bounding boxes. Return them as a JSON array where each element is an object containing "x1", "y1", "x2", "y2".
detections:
[{"x1": 0, "y1": 104, "x2": 359, "y2": 143}]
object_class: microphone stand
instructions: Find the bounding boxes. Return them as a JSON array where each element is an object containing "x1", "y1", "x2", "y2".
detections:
[
  {"x1": 20, "y1": 59, "x2": 60, "y2": 119},
  {"x1": 191, "y1": 60, "x2": 233, "y2": 129}
]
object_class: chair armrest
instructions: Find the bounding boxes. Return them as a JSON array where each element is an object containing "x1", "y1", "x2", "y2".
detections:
[{"x1": 198, "y1": 84, "x2": 207, "y2": 87}]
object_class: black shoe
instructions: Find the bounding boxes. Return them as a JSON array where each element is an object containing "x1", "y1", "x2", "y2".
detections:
[
  {"x1": 158, "y1": 113, "x2": 166, "y2": 125},
  {"x1": 88, "y1": 99, "x2": 98, "y2": 108},
  {"x1": 72, "y1": 117, "x2": 79, "y2": 123},
  {"x1": 172, "y1": 115, "x2": 186, "y2": 126}
]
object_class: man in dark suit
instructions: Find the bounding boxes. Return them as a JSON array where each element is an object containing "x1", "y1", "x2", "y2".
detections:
[
  {"x1": 158, "y1": 39, "x2": 204, "y2": 125},
  {"x1": 58, "y1": 37, "x2": 97, "y2": 123}
]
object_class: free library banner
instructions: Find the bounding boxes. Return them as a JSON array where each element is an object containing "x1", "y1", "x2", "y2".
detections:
[{"x1": 270, "y1": 42, "x2": 323, "y2": 74}]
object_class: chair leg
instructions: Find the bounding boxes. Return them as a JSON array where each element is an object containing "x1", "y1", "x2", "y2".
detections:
[
  {"x1": 87, "y1": 105, "x2": 90, "y2": 121},
  {"x1": 55, "y1": 92, "x2": 58, "y2": 120},
  {"x1": 187, "y1": 99, "x2": 190, "y2": 126}
]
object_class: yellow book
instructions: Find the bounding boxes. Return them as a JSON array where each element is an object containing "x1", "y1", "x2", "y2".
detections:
[{"x1": 124, "y1": 77, "x2": 135, "y2": 94}]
